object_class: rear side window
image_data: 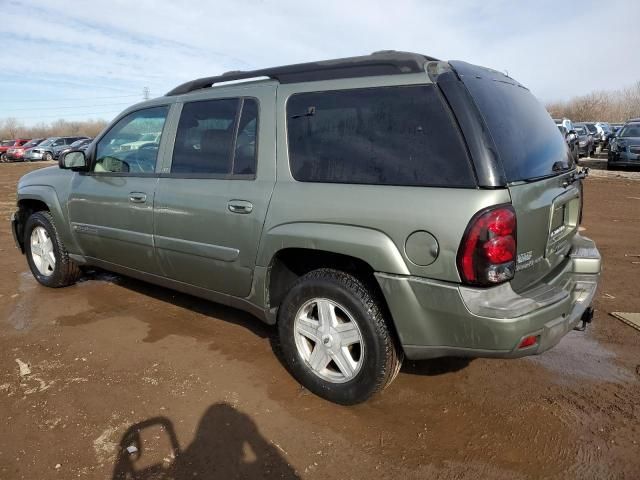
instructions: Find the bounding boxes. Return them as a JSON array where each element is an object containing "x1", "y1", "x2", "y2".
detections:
[
  {"x1": 452, "y1": 62, "x2": 570, "y2": 181},
  {"x1": 286, "y1": 85, "x2": 474, "y2": 187},
  {"x1": 171, "y1": 98, "x2": 259, "y2": 176}
]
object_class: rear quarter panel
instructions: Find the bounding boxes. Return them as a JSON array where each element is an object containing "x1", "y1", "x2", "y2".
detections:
[{"x1": 260, "y1": 75, "x2": 512, "y2": 281}]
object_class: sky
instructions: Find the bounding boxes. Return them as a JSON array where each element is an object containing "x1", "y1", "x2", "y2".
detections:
[{"x1": 1, "y1": 0, "x2": 639, "y2": 125}]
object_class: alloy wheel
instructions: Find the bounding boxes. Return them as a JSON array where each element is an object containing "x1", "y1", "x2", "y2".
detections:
[
  {"x1": 293, "y1": 298, "x2": 364, "y2": 383},
  {"x1": 30, "y1": 226, "x2": 56, "y2": 276}
]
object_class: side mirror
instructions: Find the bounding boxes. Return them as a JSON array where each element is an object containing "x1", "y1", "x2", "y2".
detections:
[{"x1": 59, "y1": 150, "x2": 88, "y2": 170}]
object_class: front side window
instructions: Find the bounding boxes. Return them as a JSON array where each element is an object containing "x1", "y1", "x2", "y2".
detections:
[
  {"x1": 171, "y1": 98, "x2": 259, "y2": 175},
  {"x1": 95, "y1": 106, "x2": 168, "y2": 174},
  {"x1": 286, "y1": 85, "x2": 474, "y2": 187}
]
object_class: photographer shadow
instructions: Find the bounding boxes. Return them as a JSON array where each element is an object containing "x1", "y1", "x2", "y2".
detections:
[{"x1": 112, "y1": 403, "x2": 300, "y2": 479}]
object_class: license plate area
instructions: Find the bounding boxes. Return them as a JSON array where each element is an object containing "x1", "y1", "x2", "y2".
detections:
[{"x1": 546, "y1": 188, "x2": 580, "y2": 258}]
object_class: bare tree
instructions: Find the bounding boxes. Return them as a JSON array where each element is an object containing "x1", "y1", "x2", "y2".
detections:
[
  {"x1": 0, "y1": 118, "x2": 108, "y2": 140},
  {"x1": 1, "y1": 117, "x2": 24, "y2": 139},
  {"x1": 547, "y1": 80, "x2": 640, "y2": 122}
]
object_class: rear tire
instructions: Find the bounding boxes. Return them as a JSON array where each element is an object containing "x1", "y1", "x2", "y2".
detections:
[
  {"x1": 43, "y1": 152, "x2": 53, "y2": 162},
  {"x1": 24, "y1": 211, "x2": 81, "y2": 288},
  {"x1": 277, "y1": 268, "x2": 402, "y2": 405}
]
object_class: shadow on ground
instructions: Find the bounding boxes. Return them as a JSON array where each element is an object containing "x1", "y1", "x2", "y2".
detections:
[
  {"x1": 112, "y1": 403, "x2": 300, "y2": 479},
  {"x1": 60, "y1": 269, "x2": 475, "y2": 380}
]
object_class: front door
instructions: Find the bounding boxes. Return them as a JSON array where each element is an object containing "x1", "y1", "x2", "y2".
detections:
[
  {"x1": 154, "y1": 87, "x2": 276, "y2": 297},
  {"x1": 67, "y1": 105, "x2": 170, "y2": 275}
]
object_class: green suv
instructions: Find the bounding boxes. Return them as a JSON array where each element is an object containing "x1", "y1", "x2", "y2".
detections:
[{"x1": 11, "y1": 51, "x2": 601, "y2": 404}]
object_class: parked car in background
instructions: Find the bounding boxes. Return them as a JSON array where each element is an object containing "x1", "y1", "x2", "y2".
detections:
[
  {"x1": 11, "y1": 51, "x2": 600, "y2": 404},
  {"x1": 583, "y1": 123, "x2": 599, "y2": 147},
  {"x1": 595, "y1": 122, "x2": 612, "y2": 150},
  {"x1": 0, "y1": 140, "x2": 15, "y2": 161},
  {"x1": 0, "y1": 139, "x2": 31, "y2": 162},
  {"x1": 608, "y1": 121, "x2": 640, "y2": 169},
  {"x1": 610, "y1": 123, "x2": 624, "y2": 134},
  {"x1": 5, "y1": 138, "x2": 45, "y2": 162},
  {"x1": 558, "y1": 125, "x2": 579, "y2": 162},
  {"x1": 118, "y1": 132, "x2": 161, "y2": 151},
  {"x1": 553, "y1": 117, "x2": 574, "y2": 132},
  {"x1": 57, "y1": 138, "x2": 93, "y2": 159},
  {"x1": 25, "y1": 136, "x2": 89, "y2": 161},
  {"x1": 573, "y1": 124, "x2": 595, "y2": 157}
]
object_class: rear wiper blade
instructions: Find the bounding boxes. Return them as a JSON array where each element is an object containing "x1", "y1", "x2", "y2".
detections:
[{"x1": 552, "y1": 161, "x2": 571, "y2": 172}]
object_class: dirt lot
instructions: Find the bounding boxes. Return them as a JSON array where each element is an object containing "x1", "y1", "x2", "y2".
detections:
[{"x1": 0, "y1": 161, "x2": 639, "y2": 480}]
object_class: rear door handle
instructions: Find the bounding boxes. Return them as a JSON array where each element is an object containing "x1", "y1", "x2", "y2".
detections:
[
  {"x1": 227, "y1": 200, "x2": 253, "y2": 214},
  {"x1": 129, "y1": 192, "x2": 147, "y2": 203}
]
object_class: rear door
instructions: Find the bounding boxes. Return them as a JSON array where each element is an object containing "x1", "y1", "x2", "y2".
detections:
[
  {"x1": 153, "y1": 84, "x2": 276, "y2": 297},
  {"x1": 448, "y1": 61, "x2": 582, "y2": 291}
]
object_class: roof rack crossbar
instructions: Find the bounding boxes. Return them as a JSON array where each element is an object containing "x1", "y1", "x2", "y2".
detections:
[{"x1": 165, "y1": 50, "x2": 438, "y2": 96}]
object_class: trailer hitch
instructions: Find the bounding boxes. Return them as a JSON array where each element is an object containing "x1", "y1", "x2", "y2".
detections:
[{"x1": 574, "y1": 306, "x2": 594, "y2": 332}]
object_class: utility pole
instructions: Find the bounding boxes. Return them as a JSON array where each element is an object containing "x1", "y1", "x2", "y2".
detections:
[{"x1": 143, "y1": 86, "x2": 150, "y2": 101}]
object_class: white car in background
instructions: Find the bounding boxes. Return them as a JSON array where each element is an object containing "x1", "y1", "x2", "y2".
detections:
[
  {"x1": 118, "y1": 132, "x2": 161, "y2": 152},
  {"x1": 595, "y1": 122, "x2": 612, "y2": 148}
]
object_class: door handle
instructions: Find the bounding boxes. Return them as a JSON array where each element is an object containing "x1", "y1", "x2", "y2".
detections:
[
  {"x1": 227, "y1": 200, "x2": 253, "y2": 214},
  {"x1": 129, "y1": 192, "x2": 147, "y2": 203}
]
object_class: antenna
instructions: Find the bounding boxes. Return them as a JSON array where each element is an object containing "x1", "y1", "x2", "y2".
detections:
[{"x1": 142, "y1": 87, "x2": 150, "y2": 100}]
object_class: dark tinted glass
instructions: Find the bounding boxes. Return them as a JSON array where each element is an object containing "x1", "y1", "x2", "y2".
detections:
[
  {"x1": 172, "y1": 99, "x2": 238, "y2": 174},
  {"x1": 287, "y1": 85, "x2": 474, "y2": 187},
  {"x1": 23, "y1": 139, "x2": 41, "y2": 147},
  {"x1": 459, "y1": 72, "x2": 570, "y2": 181},
  {"x1": 620, "y1": 124, "x2": 640, "y2": 137},
  {"x1": 233, "y1": 99, "x2": 259, "y2": 175}
]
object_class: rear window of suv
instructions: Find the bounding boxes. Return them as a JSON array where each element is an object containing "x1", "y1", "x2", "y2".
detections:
[
  {"x1": 452, "y1": 62, "x2": 571, "y2": 182},
  {"x1": 286, "y1": 85, "x2": 475, "y2": 187}
]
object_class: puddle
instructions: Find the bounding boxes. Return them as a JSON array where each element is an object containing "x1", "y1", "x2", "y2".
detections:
[
  {"x1": 7, "y1": 272, "x2": 38, "y2": 330},
  {"x1": 527, "y1": 331, "x2": 635, "y2": 383}
]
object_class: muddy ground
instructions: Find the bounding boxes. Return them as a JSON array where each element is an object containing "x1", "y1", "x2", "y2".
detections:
[{"x1": 0, "y1": 161, "x2": 638, "y2": 480}]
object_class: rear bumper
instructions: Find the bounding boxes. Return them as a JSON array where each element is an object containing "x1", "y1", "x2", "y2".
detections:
[{"x1": 376, "y1": 234, "x2": 601, "y2": 360}]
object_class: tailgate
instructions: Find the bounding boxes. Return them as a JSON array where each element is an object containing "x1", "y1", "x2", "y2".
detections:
[{"x1": 509, "y1": 172, "x2": 582, "y2": 292}]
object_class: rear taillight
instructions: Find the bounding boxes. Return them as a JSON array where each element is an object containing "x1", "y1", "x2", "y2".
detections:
[{"x1": 457, "y1": 205, "x2": 517, "y2": 286}]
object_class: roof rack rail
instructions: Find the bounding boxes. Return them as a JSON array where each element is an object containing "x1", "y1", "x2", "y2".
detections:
[{"x1": 165, "y1": 50, "x2": 438, "y2": 96}]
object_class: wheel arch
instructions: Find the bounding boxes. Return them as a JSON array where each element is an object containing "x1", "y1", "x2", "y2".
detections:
[
  {"x1": 259, "y1": 223, "x2": 408, "y2": 345},
  {"x1": 15, "y1": 186, "x2": 79, "y2": 254}
]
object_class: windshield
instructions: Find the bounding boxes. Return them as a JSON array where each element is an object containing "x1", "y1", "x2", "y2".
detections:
[
  {"x1": 451, "y1": 61, "x2": 571, "y2": 181},
  {"x1": 574, "y1": 126, "x2": 587, "y2": 134},
  {"x1": 619, "y1": 124, "x2": 640, "y2": 137},
  {"x1": 23, "y1": 139, "x2": 41, "y2": 147},
  {"x1": 1, "y1": 140, "x2": 13, "y2": 146},
  {"x1": 39, "y1": 139, "x2": 54, "y2": 147},
  {"x1": 585, "y1": 124, "x2": 597, "y2": 133}
]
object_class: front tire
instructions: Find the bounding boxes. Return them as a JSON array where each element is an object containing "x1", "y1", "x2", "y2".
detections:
[
  {"x1": 277, "y1": 268, "x2": 402, "y2": 405},
  {"x1": 43, "y1": 152, "x2": 53, "y2": 162},
  {"x1": 24, "y1": 211, "x2": 81, "y2": 287}
]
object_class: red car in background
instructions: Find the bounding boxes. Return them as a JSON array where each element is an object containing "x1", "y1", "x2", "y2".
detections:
[
  {"x1": 0, "y1": 139, "x2": 32, "y2": 162},
  {"x1": 5, "y1": 138, "x2": 45, "y2": 162}
]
